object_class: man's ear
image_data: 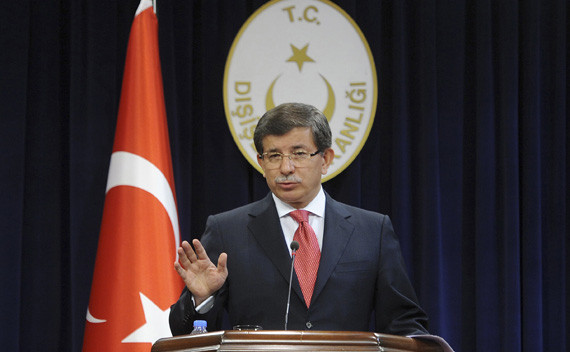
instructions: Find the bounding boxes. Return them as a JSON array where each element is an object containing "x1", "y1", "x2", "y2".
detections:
[
  {"x1": 257, "y1": 154, "x2": 266, "y2": 178},
  {"x1": 321, "y1": 148, "x2": 335, "y2": 175}
]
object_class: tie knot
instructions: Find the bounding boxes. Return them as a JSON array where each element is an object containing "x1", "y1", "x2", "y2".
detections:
[{"x1": 290, "y1": 209, "x2": 310, "y2": 224}]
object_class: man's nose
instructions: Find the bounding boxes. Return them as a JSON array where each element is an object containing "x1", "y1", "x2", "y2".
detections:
[{"x1": 279, "y1": 156, "x2": 295, "y2": 173}]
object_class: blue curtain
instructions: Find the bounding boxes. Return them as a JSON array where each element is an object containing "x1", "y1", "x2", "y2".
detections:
[{"x1": 1, "y1": 0, "x2": 567, "y2": 351}]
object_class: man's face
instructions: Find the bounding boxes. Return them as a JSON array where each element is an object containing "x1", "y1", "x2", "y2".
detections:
[{"x1": 257, "y1": 127, "x2": 334, "y2": 209}]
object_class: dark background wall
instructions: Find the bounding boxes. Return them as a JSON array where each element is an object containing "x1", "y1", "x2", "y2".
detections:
[{"x1": 1, "y1": 0, "x2": 568, "y2": 351}]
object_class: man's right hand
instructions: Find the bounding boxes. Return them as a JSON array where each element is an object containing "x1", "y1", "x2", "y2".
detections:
[{"x1": 174, "y1": 239, "x2": 228, "y2": 306}]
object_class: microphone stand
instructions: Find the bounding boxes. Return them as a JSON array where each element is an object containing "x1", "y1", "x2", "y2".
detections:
[{"x1": 284, "y1": 241, "x2": 299, "y2": 330}]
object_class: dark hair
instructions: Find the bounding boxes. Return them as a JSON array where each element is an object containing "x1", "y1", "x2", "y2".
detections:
[{"x1": 253, "y1": 102, "x2": 332, "y2": 154}]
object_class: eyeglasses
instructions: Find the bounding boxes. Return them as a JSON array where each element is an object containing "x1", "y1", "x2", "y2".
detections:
[{"x1": 259, "y1": 150, "x2": 321, "y2": 169}]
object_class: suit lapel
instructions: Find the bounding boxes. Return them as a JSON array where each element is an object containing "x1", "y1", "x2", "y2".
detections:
[
  {"x1": 247, "y1": 194, "x2": 293, "y2": 283},
  {"x1": 312, "y1": 195, "x2": 354, "y2": 303},
  {"x1": 247, "y1": 193, "x2": 354, "y2": 308}
]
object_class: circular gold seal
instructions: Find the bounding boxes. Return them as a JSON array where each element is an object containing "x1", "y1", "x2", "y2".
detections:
[{"x1": 224, "y1": 0, "x2": 377, "y2": 182}]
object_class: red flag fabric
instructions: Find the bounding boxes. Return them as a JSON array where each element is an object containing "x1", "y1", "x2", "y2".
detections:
[{"x1": 83, "y1": 1, "x2": 183, "y2": 350}]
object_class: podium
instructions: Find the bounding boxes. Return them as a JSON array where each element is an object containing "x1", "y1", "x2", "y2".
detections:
[{"x1": 151, "y1": 330, "x2": 443, "y2": 352}]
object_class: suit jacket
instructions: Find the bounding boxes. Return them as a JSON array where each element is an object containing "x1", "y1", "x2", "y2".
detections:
[{"x1": 169, "y1": 192, "x2": 428, "y2": 336}]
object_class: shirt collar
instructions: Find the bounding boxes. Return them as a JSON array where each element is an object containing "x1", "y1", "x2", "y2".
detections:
[{"x1": 272, "y1": 187, "x2": 326, "y2": 218}]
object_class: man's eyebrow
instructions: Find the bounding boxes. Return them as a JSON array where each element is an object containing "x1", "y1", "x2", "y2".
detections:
[
  {"x1": 291, "y1": 145, "x2": 309, "y2": 150},
  {"x1": 265, "y1": 145, "x2": 309, "y2": 153}
]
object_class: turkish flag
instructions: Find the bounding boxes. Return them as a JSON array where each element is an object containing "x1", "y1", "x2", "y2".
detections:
[{"x1": 83, "y1": 1, "x2": 183, "y2": 350}]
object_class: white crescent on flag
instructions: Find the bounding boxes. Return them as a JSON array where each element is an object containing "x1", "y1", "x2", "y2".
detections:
[{"x1": 106, "y1": 151, "x2": 180, "y2": 259}]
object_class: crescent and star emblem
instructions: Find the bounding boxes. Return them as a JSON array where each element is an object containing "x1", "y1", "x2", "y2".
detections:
[
  {"x1": 265, "y1": 43, "x2": 336, "y2": 122},
  {"x1": 224, "y1": 0, "x2": 377, "y2": 181}
]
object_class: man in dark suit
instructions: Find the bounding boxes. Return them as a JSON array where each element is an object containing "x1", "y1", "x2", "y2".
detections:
[{"x1": 169, "y1": 102, "x2": 428, "y2": 336}]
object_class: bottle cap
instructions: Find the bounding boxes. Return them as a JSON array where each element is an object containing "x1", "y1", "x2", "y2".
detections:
[{"x1": 193, "y1": 320, "x2": 207, "y2": 327}]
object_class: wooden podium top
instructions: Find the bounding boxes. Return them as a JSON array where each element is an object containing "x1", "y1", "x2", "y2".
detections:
[{"x1": 151, "y1": 330, "x2": 443, "y2": 352}]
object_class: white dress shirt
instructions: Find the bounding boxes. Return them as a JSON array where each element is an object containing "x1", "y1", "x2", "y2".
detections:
[{"x1": 272, "y1": 187, "x2": 326, "y2": 255}]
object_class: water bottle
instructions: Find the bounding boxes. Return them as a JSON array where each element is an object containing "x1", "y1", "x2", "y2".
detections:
[{"x1": 191, "y1": 320, "x2": 208, "y2": 334}]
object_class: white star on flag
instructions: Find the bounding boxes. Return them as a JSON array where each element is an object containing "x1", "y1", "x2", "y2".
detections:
[{"x1": 122, "y1": 292, "x2": 172, "y2": 344}]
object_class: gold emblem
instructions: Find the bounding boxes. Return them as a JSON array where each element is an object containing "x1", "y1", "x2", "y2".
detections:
[{"x1": 224, "y1": 0, "x2": 377, "y2": 181}]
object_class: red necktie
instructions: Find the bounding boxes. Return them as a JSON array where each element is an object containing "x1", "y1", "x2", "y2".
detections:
[{"x1": 290, "y1": 210, "x2": 321, "y2": 308}]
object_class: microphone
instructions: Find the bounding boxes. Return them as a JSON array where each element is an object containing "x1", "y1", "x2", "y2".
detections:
[{"x1": 284, "y1": 240, "x2": 299, "y2": 330}]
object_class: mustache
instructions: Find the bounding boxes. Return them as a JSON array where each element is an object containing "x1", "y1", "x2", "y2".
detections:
[{"x1": 274, "y1": 174, "x2": 302, "y2": 183}]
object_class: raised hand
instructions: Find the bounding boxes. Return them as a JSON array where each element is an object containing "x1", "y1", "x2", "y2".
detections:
[{"x1": 174, "y1": 239, "x2": 228, "y2": 305}]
